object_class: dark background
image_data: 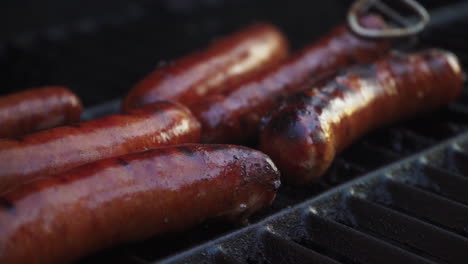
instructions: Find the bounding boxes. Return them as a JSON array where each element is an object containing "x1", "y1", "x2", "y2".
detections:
[{"x1": 0, "y1": 0, "x2": 463, "y2": 106}]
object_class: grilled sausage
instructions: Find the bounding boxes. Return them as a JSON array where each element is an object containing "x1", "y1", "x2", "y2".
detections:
[
  {"x1": 0, "y1": 144, "x2": 280, "y2": 264},
  {"x1": 0, "y1": 101, "x2": 200, "y2": 192},
  {"x1": 260, "y1": 49, "x2": 464, "y2": 184},
  {"x1": 122, "y1": 23, "x2": 288, "y2": 111},
  {"x1": 191, "y1": 15, "x2": 392, "y2": 144},
  {"x1": 0, "y1": 86, "x2": 82, "y2": 138}
]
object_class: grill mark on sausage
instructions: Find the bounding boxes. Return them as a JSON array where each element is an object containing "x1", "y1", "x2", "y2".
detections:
[
  {"x1": 117, "y1": 158, "x2": 131, "y2": 167},
  {"x1": 0, "y1": 197, "x2": 14, "y2": 212},
  {"x1": 175, "y1": 146, "x2": 196, "y2": 156}
]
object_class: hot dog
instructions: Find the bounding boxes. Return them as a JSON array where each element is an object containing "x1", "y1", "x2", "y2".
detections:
[
  {"x1": 191, "y1": 15, "x2": 392, "y2": 144},
  {"x1": 260, "y1": 49, "x2": 464, "y2": 184},
  {"x1": 0, "y1": 101, "x2": 200, "y2": 192},
  {"x1": 0, "y1": 144, "x2": 280, "y2": 264},
  {"x1": 0, "y1": 86, "x2": 82, "y2": 138},
  {"x1": 122, "y1": 23, "x2": 288, "y2": 111}
]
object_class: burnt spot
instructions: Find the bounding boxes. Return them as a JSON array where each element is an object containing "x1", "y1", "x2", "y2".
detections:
[
  {"x1": 176, "y1": 146, "x2": 195, "y2": 156},
  {"x1": 269, "y1": 109, "x2": 311, "y2": 141},
  {"x1": 313, "y1": 105, "x2": 323, "y2": 115},
  {"x1": 0, "y1": 197, "x2": 15, "y2": 212},
  {"x1": 117, "y1": 158, "x2": 131, "y2": 167},
  {"x1": 286, "y1": 92, "x2": 313, "y2": 106},
  {"x1": 269, "y1": 111, "x2": 297, "y2": 133},
  {"x1": 346, "y1": 54, "x2": 358, "y2": 65},
  {"x1": 274, "y1": 94, "x2": 287, "y2": 105}
]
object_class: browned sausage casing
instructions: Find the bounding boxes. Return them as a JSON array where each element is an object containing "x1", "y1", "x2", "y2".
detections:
[
  {"x1": 122, "y1": 23, "x2": 288, "y2": 111},
  {"x1": 0, "y1": 86, "x2": 82, "y2": 138},
  {"x1": 0, "y1": 144, "x2": 280, "y2": 264},
  {"x1": 0, "y1": 101, "x2": 201, "y2": 192},
  {"x1": 260, "y1": 49, "x2": 464, "y2": 184},
  {"x1": 191, "y1": 15, "x2": 392, "y2": 144}
]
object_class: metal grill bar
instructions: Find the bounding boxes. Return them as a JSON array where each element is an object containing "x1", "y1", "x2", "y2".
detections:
[
  {"x1": 404, "y1": 163, "x2": 468, "y2": 205},
  {"x1": 345, "y1": 197, "x2": 468, "y2": 263},
  {"x1": 304, "y1": 212, "x2": 435, "y2": 264},
  {"x1": 375, "y1": 180, "x2": 468, "y2": 237},
  {"x1": 261, "y1": 231, "x2": 341, "y2": 264}
]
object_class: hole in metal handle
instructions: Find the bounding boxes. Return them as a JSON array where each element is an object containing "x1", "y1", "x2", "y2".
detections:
[{"x1": 348, "y1": 0, "x2": 430, "y2": 38}]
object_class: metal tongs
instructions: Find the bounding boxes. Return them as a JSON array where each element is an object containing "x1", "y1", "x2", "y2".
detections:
[{"x1": 348, "y1": 0, "x2": 430, "y2": 38}]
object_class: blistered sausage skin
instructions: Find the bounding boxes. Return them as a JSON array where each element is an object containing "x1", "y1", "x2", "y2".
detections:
[
  {"x1": 191, "y1": 15, "x2": 392, "y2": 144},
  {"x1": 0, "y1": 144, "x2": 280, "y2": 264},
  {"x1": 122, "y1": 23, "x2": 288, "y2": 111},
  {"x1": 0, "y1": 101, "x2": 200, "y2": 192},
  {"x1": 260, "y1": 49, "x2": 464, "y2": 184},
  {"x1": 0, "y1": 86, "x2": 82, "y2": 138}
]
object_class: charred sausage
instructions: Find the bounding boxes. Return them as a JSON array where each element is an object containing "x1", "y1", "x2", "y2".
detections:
[
  {"x1": 0, "y1": 144, "x2": 280, "y2": 264},
  {"x1": 0, "y1": 86, "x2": 82, "y2": 138},
  {"x1": 122, "y1": 23, "x2": 288, "y2": 111},
  {"x1": 260, "y1": 49, "x2": 464, "y2": 184},
  {"x1": 191, "y1": 15, "x2": 392, "y2": 144},
  {"x1": 0, "y1": 101, "x2": 200, "y2": 192}
]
